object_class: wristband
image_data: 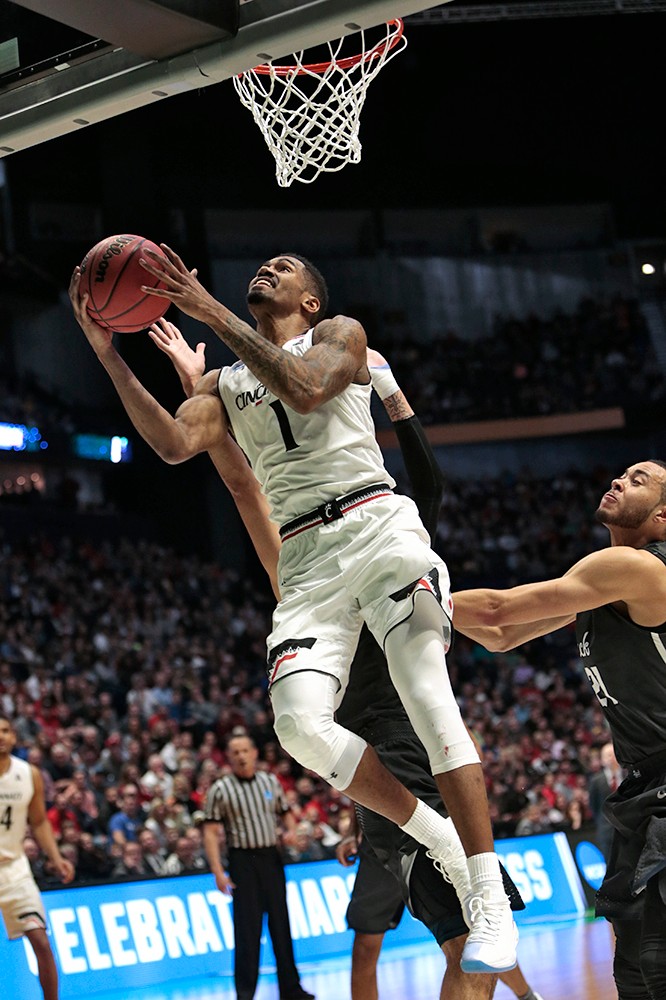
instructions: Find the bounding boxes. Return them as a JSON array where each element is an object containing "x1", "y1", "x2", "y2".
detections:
[{"x1": 369, "y1": 360, "x2": 400, "y2": 400}]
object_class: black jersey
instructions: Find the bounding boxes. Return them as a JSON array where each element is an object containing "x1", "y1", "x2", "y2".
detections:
[{"x1": 575, "y1": 541, "x2": 666, "y2": 769}]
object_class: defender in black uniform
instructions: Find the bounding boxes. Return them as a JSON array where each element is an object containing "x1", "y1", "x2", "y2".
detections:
[
  {"x1": 337, "y1": 626, "x2": 541, "y2": 1000},
  {"x1": 453, "y1": 460, "x2": 666, "y2": 1000},
  {"x1": 335, "y1": 411, "x2": 537, "y2": 1000}
]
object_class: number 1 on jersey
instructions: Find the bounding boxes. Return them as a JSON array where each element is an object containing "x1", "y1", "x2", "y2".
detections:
[{"x1": 270, "y1": 400, "x2": 299, "y2": 451}]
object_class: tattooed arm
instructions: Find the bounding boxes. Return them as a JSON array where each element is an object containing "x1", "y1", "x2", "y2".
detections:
[
  {"x1": 219, "y1": 312, "x2": 367, "y2": 414},
  {"x1": 139, "y1": 245, "x2": 367, "y2": 414}
]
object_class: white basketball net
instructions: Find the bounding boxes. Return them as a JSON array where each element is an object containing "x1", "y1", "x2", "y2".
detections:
[{"x1": 233, "y1": 20, "x2": 407, "y2": 187}]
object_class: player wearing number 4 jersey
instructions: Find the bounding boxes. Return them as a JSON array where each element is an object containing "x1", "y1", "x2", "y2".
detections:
[
  {"x1": 0, "y1": 715, "x2": 75, "y2": 1000},
  {"x1": 70, "y1": 249, "x2": 517, "y2": 974},
  {"x1": 453, "y1": 461, "x2": 666, "y2": 1000}
]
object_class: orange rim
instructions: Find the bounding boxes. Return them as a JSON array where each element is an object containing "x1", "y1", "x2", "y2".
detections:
[{"x1": 244, "y1": 18, "x2": 404, "y2": 77}]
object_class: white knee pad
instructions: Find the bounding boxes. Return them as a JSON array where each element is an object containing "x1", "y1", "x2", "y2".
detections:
[
  {"x1": 271, "y1": 672, "x2": 368, "y2": 790},
  {"x1": 385, "y1": 591, "x2": 480, "y2": 775}
]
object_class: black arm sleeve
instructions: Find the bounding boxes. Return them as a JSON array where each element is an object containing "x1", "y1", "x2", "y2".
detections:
[{"x1": 393, "y1": 415, "x2": 444, "y2": 541}]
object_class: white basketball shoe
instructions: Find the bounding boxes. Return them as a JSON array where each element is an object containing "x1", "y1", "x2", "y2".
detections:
[
  {"x1": 460, "y1": 885, "x2": 519, "y2": 973},
  {"x1": 426, "y1": 818, "x2": 519, "y2": 973}
]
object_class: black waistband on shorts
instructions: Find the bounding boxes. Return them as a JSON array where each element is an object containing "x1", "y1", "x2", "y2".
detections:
[
  {"x1": 358, "y1": 721, "x2": 417, "y2": 746},
  {"x1": 629, "y1": 747, "x2": 666, "y2": 780},
  {"x1": 279, "y1": 483, "x2": 393, "y2": 541}
]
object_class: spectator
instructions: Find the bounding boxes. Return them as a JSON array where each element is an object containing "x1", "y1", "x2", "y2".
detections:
[
  {"x1": 62, "y1": 769, "x2": 100, "y2": 831},
  {"x1": 284, "y1": 821, "x2": 330, "y2": 864},
  {"x1": 11, "y1": 698, "x2": 41, "y2": 748},
  {"x1": 515, "y1": 803, "x2": 551, "y2": 837},
  {"x1": 300, "y1": 803, "x2": 341, "y2": 856},
  {"x1": 26, "y1": 747, "x2": 55, "y2": 807},
  {"x1": 196, "y1": 730, "x2": 224, "y2": 769},
  {"x1": 96, "y1": 783, "x2": 120, "y2": 832},
  {"x1": 107, "y1": 783, "x2": 145, "y2": 848},
  {"x1": 139, "y1": 753, "x2": 174, "y2": 801},
  {"x1": 137, "y1": 828, "x2": 168, "y2": 876},
  {"x1": 24, "y1": 836, "x2": 46, "y2": 883},
  {"x1": 588, "y1": 741, "x2": 625, "y2": 860},
  {"x1": 76, "y1": 832, "x2": 112, "y2": 881},
  {"x1": 78, "y1": 725, "x2": 102, "y2": 760},
  {"x1": 44, "y1": 743, "x2": 74, "y2": 788},
  {"x1": 163, "y1": 835, "x2": 208, "y2": 875},
  {"x1": 185, "y1": 821, "x2": 208, "y2": 867},
  {"x1": 46, "y1": 791, "x2": 81, "y2": 840},
  {"x1": 95, "y1": 734, "x2": 126, "y2": 784},
  {"x1": 143, "y1": 797, "x2": 170, "y2": 848},
  {"x1": 112, "y1": 841, "x2": 149, "y2": 878},
  {"x1": 189, "y1": 762, "x2": 216, "y2": 812},
  {"x1": 169, "y1": 772, "x2": 196, "y2": 816},
  {"x1": 563, "y1": 798, "x2": 586, "y2": 833},
  {"x1": 182, "y1": 681, "x2": 218, "y2": 739}
]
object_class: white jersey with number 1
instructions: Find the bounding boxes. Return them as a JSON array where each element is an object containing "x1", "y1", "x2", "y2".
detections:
[
  {"x1": 0, "y1": 755, "x2": 33, "y2": 866},
  {"x1": 217, "y1": 329, "x2": 396, "y2": 524}
]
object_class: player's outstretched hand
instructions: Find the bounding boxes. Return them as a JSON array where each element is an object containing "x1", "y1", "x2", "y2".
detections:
[
  {"x1": 69, "y1": 266, "x2": 115, "y2": 355},
  {"x1": 148, "y1": 318, "x2": 206, "y2": 397},
  {"x1": 140, "y1": 244, "x2": 219, "y2": 325}
]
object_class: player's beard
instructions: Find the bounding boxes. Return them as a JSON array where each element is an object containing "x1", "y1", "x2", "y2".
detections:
[
  {"x1": 247, "y1": 286, "x2": 271, "y2": 307},
  {"x1": 595, "y1": 501, "x2": 653, "y2": 530}
]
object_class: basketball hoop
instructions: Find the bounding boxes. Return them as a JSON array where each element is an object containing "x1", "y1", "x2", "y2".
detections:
[{"x1": 233, "y1": 19, "x2": 407, "y2": 187}]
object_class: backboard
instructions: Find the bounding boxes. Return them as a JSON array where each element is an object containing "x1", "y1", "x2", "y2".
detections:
[{"x1": 0, "y1": 0, "x2": 447, "y2": 158}]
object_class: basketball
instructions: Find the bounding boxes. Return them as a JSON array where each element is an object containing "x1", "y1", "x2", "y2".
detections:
[{"x1": 79, "y1": 234, "x2": 170, "y2": 332}]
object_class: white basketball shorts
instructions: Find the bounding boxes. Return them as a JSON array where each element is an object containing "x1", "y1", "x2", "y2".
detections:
[
  {"x1": 0, "y1": 856, "x2": 47, "y2": 939},
  {"x1": 267, "y1": 492, "x2": 453, "y2": 690}
]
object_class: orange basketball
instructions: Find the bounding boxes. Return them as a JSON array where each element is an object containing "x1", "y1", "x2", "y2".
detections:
[{"x1": 79, "y1": 234, "x2": 170, "y2": 332}]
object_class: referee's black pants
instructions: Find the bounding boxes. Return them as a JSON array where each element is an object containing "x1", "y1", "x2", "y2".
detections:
[{"x1": 227, "y1": 846, "x2": 301, "y2": 1000}]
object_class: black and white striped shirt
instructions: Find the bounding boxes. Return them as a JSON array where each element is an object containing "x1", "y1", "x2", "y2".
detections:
[{"x1": 204, "y1": 771, "x2": 289, "y2": 849}]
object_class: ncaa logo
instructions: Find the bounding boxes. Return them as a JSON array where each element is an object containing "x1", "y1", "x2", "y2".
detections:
[{"x1": 575, "y1": 840, "x2": 606, "y2": 890}]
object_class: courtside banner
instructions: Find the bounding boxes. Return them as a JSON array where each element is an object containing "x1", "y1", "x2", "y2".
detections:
[
  {"x1": 1, "y1": 833, "x2": 586, "y2": 997},
  {"x1": 496, "y1": 831, "x2": 588, "y2": 923}
]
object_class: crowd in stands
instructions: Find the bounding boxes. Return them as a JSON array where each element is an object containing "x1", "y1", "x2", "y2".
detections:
[
  {"x1": 376, "y1": 294, "x2": 666, "y2": 425},
  {"x1": 434, "y1": 464, "x2": 612, "y2": 589}
]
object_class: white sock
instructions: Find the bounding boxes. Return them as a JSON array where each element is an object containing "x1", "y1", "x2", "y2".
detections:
[
  {"x1": 468, "y1": 852, "x2": 504, "y2": 897},
  {"x1": 399, "y1": 798, "x2": 450, "y2": 849}
]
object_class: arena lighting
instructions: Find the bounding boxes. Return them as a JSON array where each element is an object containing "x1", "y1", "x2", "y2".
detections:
[
  {"x1": 71, "y1": 433, "x2": 132, "y2": 463},
  {"x1": 0, "y1": 470, "x2": 45, "y2": 497},
  {"x1": 0, "y1": 421, "x2": 46, "y2": 451},
  {"x1": 641, "y1": 262, "x2": 657, "y2": 275}
]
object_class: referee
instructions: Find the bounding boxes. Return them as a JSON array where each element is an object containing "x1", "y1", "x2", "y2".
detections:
[{"x1": 203, "y1": 732, "x2": 314, "y2": 1000}]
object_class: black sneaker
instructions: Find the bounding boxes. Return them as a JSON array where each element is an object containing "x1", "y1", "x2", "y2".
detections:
[{"x1": 280, "y1": 990, "x2": 315, "y2": 1000}]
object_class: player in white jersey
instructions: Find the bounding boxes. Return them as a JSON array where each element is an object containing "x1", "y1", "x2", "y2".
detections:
[
  {"x1": 69, "y1": 250, "x2": 517, "y2": 973},
  {"x1": 217, "y1": 328, "x2": 395, "y2": 524},
  {"x1": 0, "y1": 716, "x2": 75, "y2": 1000}
]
